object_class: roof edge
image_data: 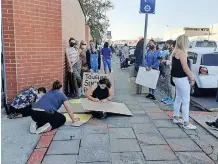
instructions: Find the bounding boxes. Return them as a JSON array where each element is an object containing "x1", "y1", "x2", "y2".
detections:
[{"x1": 78, "y1": 0, "x2": 86, "y2": 17}]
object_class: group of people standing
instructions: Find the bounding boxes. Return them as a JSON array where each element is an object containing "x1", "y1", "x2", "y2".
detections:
[{"x1": 66, "y1": 38, "x2": 113, "y2": 98}]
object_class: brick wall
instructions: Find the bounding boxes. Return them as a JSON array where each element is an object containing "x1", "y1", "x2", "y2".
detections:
[{"x1": 2, "y1": 0, "x2": 17, "y2": 99}]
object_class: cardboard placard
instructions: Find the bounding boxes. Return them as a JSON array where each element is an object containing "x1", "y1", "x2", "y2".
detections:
[
  {"x1": 81, "y1": 98, "x2": 132, "y2": 116},
  {"x1": 135, "y1": 67, "x2": 160, "y2": 89},
  {"x1": 82, "y1": 72, "x2": 114, "y2": 95},
  {"x1": 64, "y1": 113, "x2": 92, "y2": 127},
  {"x1": 59, "y1": 103, "x2": 90, "y2": 113}
]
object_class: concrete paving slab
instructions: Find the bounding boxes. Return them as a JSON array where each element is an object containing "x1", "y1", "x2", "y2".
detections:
[
  {"x1": 78, "y1": 163, "x2": 111, "y2": 164},
  {"x1": 153, "y1": 119, "x2": 179, "y2": 128},
  {"x1": 136, "y1": 132, "x2": 167, "y2": 145},
  {"x1": 81, "y1": 133, "x2": 109, "y2": 147},
  {"x1": 83, "y1": 124, "x2": 108, "y2": 134},
  {"x1": 132, "y1": 124, "x2": 159, "y2": 134},
  {"x1": 53, "y1": 128, "x2": 82, "y2": 140},
  {"x1": 166, "y1": 138, "x2": 202, "y2": 152},
  {"x1": 146, "y1": 113, "x2": 171, "y2": 120},
  {"x1": 105, "y1": 118, "x2": 132, "y2": 128},
  {"x1": 42, "y1": 155, "x2": 77, "y2": 164},
  {"x1": 122, "y1": 100, "x2": 139, "y2": 105},
  {"x1": 147, "y1": 161, "x2": 181, "y2": 164},
  {"x1": 130, "y1": 116, "x2": 152, "y2": 124},
  {"x1": 78, "y1": 147, "x2": 110, "y2": 163},
  {"x1": 111, "y1": 152, "x2": 146, "y2": 164},
  {"x1": 130, "y1": 109, "x2": 147, "y2": 116},
  {"x1": 126, "y1": 104, "x2": 144, "y2": 110},
  {"x1": 159, "y1": 128, "x2": 189, "y2": 138},
  {"x1": 110, "y1": 139, "x2": 141, "y2": 152},
  {"x1": 175, "y1": 152, "x2": 215, "y2": 164},
  {"x1": 141, "y1": 145, "x2": 177, "y2": 161},
  {"x1": 47, "y1": 140, "x2": 80, "y2": 155},
  {"x1": 109, "y1": 128, "x2": 136, "y2": 139}
]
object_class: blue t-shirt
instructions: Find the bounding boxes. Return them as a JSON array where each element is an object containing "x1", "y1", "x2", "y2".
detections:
[
  {"x1": 33, "y1": 90, "x2": 67, "y2": 113},
  {"x1": 101, "y1": 48, "x2": 111, "y2": 59}
]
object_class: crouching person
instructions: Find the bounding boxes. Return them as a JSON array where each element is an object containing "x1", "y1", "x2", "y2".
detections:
[
  {"x1": 85, "y1": 78, "x2": 114, "y2": 119},
  {"x1": 30, "y1": 80, "x2": 79, "y2": 134},
  {"x1": 8, "y1": 87, "x2": 46, "y2": 119}
]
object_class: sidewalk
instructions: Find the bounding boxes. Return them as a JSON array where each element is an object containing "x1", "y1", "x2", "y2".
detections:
[{"x1": 2, "y1": 56, "x2": 218, "y2": 164}]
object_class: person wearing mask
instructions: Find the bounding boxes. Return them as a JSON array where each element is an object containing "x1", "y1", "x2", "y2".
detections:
[
  {"x1": 85, "y1": 78, "x2": 114, "y2": 119},
  {"x1": 86, "y1": 40, "x2": 100, "y2": 73},
  {"x1": 145, "y1": 41, "x2": 161, "y2": 100},
  {"x1": 7, "y1": 87, "x2": 46, "y2": 119},
  {"x1": 134, "y1": 38, "x2": 144, "y2": 73},
  {"x1": 101, "y1": 42, "x2": 112, "y2": 74},
  {"x1": 66, "y1": 38, "x2": 81, "y2": 98},
  {"x1": 30, "y1": 80, "x2": 79, "y2": 134},
  {"x1": 79, "y1": 40, "x2": 88, "y2": 77},
  {"x1": 171, "y1": 35, "x2": 196, "y2": 130},
  {"x1": 122, "y1": 44, "x2": 130, "y2": 68}
]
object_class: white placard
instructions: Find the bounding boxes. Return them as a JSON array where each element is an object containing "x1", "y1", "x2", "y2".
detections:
[
  {"x1": 135, "y1": 67, "x2": 160, "y2": 89},
  {"x1": 82, "y1": 72, "x2": 114, "y2": 95}
]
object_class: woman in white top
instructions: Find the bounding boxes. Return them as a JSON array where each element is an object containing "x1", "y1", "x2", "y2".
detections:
[{"x1": 66, "y1": 38, "x2": 82, "y2": 98}]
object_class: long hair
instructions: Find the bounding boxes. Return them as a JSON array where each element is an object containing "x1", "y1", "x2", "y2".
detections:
[
  {"x1": 172, "y1": 35, "x2": 188, "y2": 56},
  {"x1": 99, "y1": 78, "x2": 111, "y2": 88}
]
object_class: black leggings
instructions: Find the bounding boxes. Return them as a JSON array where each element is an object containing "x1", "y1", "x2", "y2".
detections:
[
  {"x1": 31, "y1": 111, "x2": 66, "y2": 130},
  {"x1": 10, "y1": 105, "x2": 32, "y2": 117}
]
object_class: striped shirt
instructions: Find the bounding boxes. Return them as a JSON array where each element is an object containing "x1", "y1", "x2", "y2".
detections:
[{"x1": 66, "y1": 47, "x2": 78, "y2": 63}]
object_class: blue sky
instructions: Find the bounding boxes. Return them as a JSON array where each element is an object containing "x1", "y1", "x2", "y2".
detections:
[{"x1": 107, "y1": 0, "x2": 218, "y2": 40}]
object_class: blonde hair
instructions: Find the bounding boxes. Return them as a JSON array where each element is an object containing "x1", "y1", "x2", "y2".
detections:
[{"x1": 172, "y1": 35, "x2": 189, "y2": 56}]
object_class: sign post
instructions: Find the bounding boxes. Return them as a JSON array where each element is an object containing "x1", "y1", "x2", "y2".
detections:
[{"x1": 138, "y1": 0, "x2": 156, "y2": 94}]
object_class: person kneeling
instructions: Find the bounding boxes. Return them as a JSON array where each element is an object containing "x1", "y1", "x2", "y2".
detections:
[
  {"x1": 30, "y1": 80, "x2": 79, "y2": 134},
  {"x1": 85, "y1": 78, "x2": 114, "y2": 119}
]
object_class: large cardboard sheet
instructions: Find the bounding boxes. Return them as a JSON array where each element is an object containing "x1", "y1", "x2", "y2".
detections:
[
  {"x1": 82, "y1": 72, "x2": 114, "y2": 95},
  {"x1": 64, "y1": 113, "x2": 92, "y2": 127},
  {"x1": 59, "y1": 99, "x2": 90, "y2": 113},
  {"x1": 135, "y1": 67, "x2": 160, "y2": 89},
  {"x1": 81, "y1": 98, "x2": 132, "y2": 116}
]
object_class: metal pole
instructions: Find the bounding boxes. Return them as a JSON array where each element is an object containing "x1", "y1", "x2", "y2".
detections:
[{"x1": 138, "y1": 14, "x2": 148, "y2": 94}]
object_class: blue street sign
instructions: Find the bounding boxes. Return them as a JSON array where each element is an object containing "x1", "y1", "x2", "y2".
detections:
[{"x1": 140, "y1": 0, "x2": 156, "y2": 14}]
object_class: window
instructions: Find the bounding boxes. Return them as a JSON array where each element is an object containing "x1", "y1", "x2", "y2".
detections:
[
  {"x1": 188, "y1": 52, "x2": 198, "y2": 64},
  {"x1": 201, "y1": 53, "x2": 218, "y2": 66},
  {"x1": 195, "y1": 41, "x2": 217, "y2": 48}
]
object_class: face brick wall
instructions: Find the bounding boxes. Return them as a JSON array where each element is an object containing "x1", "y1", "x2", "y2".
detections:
[{"x1": 2, "y1": 0, "x2": 17, "y2": 100}]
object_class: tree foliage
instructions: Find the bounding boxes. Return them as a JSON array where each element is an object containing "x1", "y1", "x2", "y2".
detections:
[{"x1": 80, "y1": 0, "x2": 113, "y2": 42}]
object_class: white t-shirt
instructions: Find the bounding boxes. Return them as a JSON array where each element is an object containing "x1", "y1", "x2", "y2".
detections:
[{"x1": 66, "y1": 47, "x2": 78, "y2": 63}]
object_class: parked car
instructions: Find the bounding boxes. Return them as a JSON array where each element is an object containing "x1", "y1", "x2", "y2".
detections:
[
  {"x1": 188, "y1": 47, "x2": 218, "y2": 96},
  {"x1": 189, "y1": 40, "x2": 217, "y2": 48}
]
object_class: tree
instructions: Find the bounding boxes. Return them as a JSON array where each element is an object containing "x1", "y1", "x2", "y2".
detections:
[{"x1": 80, "y1": 0, "x2": 113, "y2": 42}]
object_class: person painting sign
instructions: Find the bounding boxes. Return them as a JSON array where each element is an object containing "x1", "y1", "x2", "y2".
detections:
[{"x1": 82, "y1": 72, "x2": 113, "y2": 95}]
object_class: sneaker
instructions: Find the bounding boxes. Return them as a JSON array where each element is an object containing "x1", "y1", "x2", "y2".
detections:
[
  {"x1": 173, "y1": 119, "x2": 183, "y2": 125},
  {"x1": 30, "y1": 121, "x2": 37, "y2": 134},
  {"x1": 183, "y1": 123, "x2": 197, "y2": 130},
  {"x1": 205, "y1": 122, "x2": 218, "y2": 130},
  {"x1": 146, "y1": 94, "x2": 152, "y2": 98},
  {"x1": 36, "y1": 123, "x2": 52, "y2": 134}
]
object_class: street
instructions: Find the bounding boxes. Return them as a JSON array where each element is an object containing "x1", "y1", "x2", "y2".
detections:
[{"x1": 2, "y1": 57, "x2": 218, "y2": 164}]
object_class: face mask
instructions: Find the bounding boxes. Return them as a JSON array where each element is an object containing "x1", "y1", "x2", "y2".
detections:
[
  {"x1": 70, "y1": 42, "x2": 76, "y2": 47},
  {"x1": 81, "y1": 45, "x2": 86, "y2": 49},
  {"x1": 149, "y1": 45, "x2": 155, "y2": 50},
  {"x1": 99, "y1": 84, "x2": 105, "y2": 89}
]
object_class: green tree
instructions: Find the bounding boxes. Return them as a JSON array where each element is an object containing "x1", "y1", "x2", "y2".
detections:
[{"x1": 80, "y1": 0, "x2": 113, "y2": 42}]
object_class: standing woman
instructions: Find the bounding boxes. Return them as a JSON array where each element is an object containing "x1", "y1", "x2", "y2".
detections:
[
  {"x1": 101, "y1": 42, "x2": 112, "y2": 74},
  {"x1": 171, "y1": 35, "x2": 196, "y2": 130},
  {"x1": 79, "y1": 40, "x2": 88, "y2": 77},
  {"x1": 30, "y1": 80, "x2": 79, "y2": 134},
  {"x1": 66, "y1": 38, "x2": 81, "y2": 98},
  {"x1": 145, "y1": 41, "x2": 160, "y2": 100}
]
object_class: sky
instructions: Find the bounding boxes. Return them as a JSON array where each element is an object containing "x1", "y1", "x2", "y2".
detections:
[{"x1": 107, "y1": 0, "x2": 218, "y2": 40}]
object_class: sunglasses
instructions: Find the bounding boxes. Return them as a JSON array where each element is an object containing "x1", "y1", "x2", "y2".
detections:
[{"x1": 82, "y1": 43, "x2": 86, "y2": 45}]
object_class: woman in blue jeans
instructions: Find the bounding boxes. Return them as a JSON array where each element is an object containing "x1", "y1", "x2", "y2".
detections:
[
  {"x1": 145, "y1": 41, "x2": 161, "y2": 100},
  {"x1": 101, "y1": 42, "x2": 112, "y2": 74}
]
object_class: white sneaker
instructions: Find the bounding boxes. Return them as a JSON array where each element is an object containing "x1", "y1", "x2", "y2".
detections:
[
  {"x1": 183, "y1": 123, "x2": 197, "y2": 130},
  {"x1": 173, "y1": 119, "x2": 183, "y2": 125},
  {"x1": 36, "y1": 123, "x2": 52, "y2": 134},
  {"x1": 30, "y1": 121, "x2": 37, "y2": 134}
]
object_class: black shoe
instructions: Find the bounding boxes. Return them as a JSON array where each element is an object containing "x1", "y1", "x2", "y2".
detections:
[
  {"x1": 146, "y1": 94, "x2": 152, "y2": 98},
  {"x1": 150, "y1": 95, "x2": 156, "y2": 100},
  {"x1": 205, "y1": 122, "x2": 216, "y2": 128}
]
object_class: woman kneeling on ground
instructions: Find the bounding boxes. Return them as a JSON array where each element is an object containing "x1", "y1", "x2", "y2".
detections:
[
  {"x1": 85, "y1": 78, "x2": 114, "y2": 118},
  {"x1": 30, "y1": 80, "x2": 79, "y2": 134}
]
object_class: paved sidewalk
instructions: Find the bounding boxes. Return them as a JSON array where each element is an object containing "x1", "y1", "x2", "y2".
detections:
[{"x1": 27, "y1": 57, "x2": 217, "y2": 164}]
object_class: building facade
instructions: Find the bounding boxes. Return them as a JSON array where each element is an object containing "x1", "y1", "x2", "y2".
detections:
[{"x1": 2, "y1": 0, "x2": 87, "y2": 101}]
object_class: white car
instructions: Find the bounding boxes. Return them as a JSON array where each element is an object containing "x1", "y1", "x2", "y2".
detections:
[
  {"x1": 189, "y1": 40, "x2": 217, "y2": 48},
  {"x1": 188, "y1": 48, "x2": 218, "y2": 96}
]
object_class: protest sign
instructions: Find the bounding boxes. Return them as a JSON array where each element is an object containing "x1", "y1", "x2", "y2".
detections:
[
  {"x1": 135, "y1": 67, "x2": 160, "y2": 89},
  {"x1": 82, "y1": 72, "x2": 113, "y2": 95}
]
